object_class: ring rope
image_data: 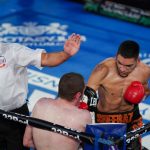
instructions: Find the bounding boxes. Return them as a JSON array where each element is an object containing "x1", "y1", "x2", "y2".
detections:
[{"x1": 0, "y1": 109, "x2": 149, "y2": 146}]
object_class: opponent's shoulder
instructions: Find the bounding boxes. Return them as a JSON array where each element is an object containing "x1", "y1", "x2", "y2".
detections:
[
  {"x1": 32, "y1": 98, "x2": 54, "y2": 116},
  {"x1": 34, "y1": 97, "x2": 54, "y2": 108},
  {"x1": 78, "y1": 109, "x2": 92, "y2": 124},
  {"x1": 93, "y1": 57, "x2": 114, "y2": 74}
]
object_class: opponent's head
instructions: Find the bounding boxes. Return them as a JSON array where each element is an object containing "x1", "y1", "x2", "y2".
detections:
[
  {"x1": 116, "y1": 40, "x2": 140, "y2": 77},
  {"x1": 58, "y1": 72, "x2": 84, "y2": 104}
]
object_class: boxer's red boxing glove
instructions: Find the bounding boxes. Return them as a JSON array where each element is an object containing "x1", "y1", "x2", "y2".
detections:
[
  {"x1": 124, "y1": 81, "x2": 145, "y2": 104},
  {"x1": 79, "y1": 102, "x2": 89, "y2": 110}
]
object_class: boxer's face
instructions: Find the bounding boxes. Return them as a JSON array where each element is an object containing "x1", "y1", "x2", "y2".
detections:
[{"x1": 116, "y1": 54, "x2": 137, "y2": 77}]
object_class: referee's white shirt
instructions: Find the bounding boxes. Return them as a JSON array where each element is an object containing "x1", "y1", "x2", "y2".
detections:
[{"x1": 0, "y1": 43, "x2": 45, "y2": 111}]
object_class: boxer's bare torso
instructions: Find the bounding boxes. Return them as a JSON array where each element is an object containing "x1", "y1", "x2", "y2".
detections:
[
  {"x1": 87, "y1": 57, "x2": 150, "y2": 113},
  {"x1": 31, "y1": 98, "x2": 92, "y2": 150}
]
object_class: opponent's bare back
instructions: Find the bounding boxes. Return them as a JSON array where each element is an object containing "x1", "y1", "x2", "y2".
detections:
[{"x1": 31, "y1": 98, "x2": 92, "y2": 150}]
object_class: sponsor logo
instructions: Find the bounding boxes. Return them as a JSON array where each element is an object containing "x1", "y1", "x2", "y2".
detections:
[
  {"x1": 126, "y1": 125, "x2": 147, "y2": 144},
  {"x1": 51, "y1": 126, "x2": 80, "y2": 140},
  {"x1": 0, "y1": 22, "x2": 86, "y2": 47},
  {"x1": 28, "y1": 69, "x2": 59, "y2": 92},
  {"x1": 27, "y1": 69, "x2": 59, "y2": 112},
  {"x1": 2, "y1": 113, "x2": 28, "y2": 124}
]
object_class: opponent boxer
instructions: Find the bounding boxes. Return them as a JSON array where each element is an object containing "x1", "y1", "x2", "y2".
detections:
[
  {"x1": 23, "y1": 72, "x2": 92, "y2": 150},
  {"x1": 82, "y1": 40, "x2": 150, "y2": 149}
]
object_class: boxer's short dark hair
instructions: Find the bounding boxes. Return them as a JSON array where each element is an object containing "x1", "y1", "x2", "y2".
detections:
[
  {"x1": 117, "y1": 40, "x2": 139, "y2": 60},
  {"x1": 58, "y1": 72, "x2": 84, "y2": 101}
]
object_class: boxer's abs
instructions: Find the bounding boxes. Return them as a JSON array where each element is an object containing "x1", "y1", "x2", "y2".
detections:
[{"x1": 97, "y1": 97, "x2": 134, "y2": 113}]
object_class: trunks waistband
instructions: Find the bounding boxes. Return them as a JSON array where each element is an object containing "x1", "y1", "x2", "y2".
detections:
[{"x1": 95, "y1": 105, "x2": 140, "y2": 123}]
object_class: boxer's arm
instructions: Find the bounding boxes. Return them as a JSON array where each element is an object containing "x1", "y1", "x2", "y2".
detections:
[
  {"x1": 83, "y1": 110, "x2": 93, "y2": 126},
  {"x1": 82, "y1": 64, "x2": 108, "y2": 111},
  {"x1": 41, "y1": 33, "x2": 81, "y2": 67},
  {"x1": 23, "y1": 100, "x2": 41, "y2": 148},
  {"x1": 87, "y1": 64, "x2": 109, "y2": 90},
  {"x1": 23, "y1": 125, "x2": 35, "y2": 148}
]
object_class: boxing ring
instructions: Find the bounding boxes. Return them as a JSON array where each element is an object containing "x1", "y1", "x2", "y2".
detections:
[{"x1": 0, "y1": 0, "x2": 150, "y2": 149}]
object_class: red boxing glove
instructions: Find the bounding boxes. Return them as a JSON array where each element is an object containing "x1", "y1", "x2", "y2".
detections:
[
  {"x1": 124, "y1": 81, "x2": 145, "y2": 104},
  {"x1": 79, "y1": 102, "x2": 89, "y2": 110}
]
